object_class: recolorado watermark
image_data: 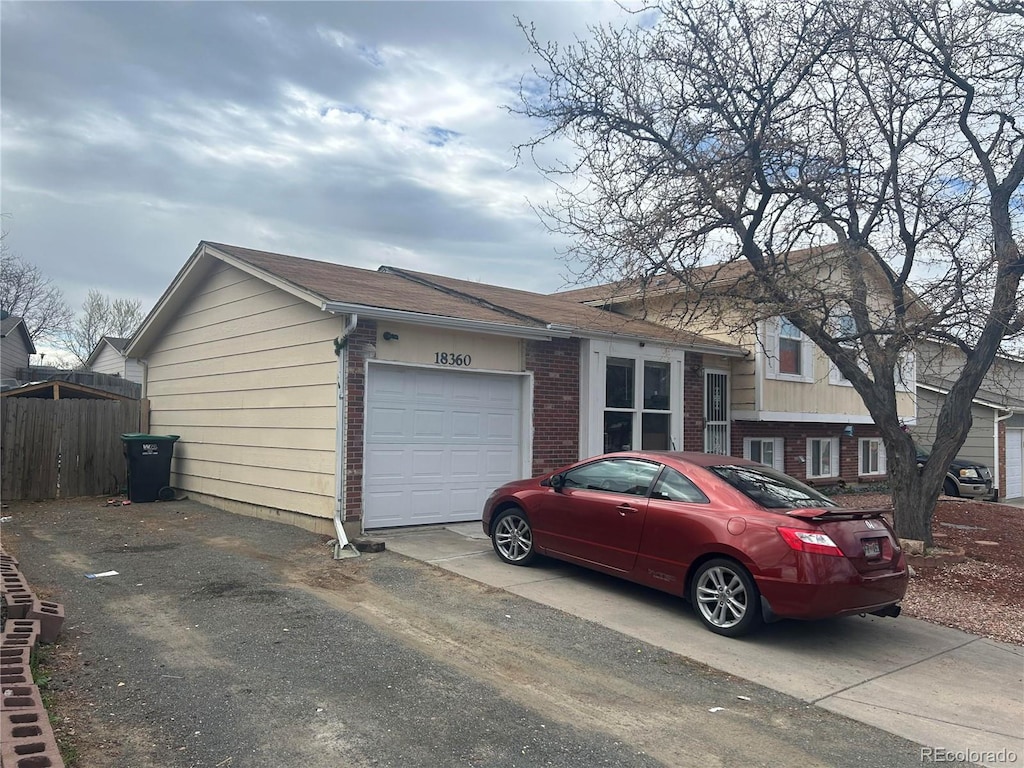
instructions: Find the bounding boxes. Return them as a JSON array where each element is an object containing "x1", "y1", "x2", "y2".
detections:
[{"x1": 921, "y1": 747, "x2": 1018, "y2": 763}]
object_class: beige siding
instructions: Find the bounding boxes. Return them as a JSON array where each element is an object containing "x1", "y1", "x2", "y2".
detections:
[
  {"x1": 639, "y1": 294, "x2": 917, "y2": 420},
  {"x1": 145, "y1": 262, "x2": 342, "y2": 520},
  {"x1": 373, "y1": 322, "x2": 523, "y2": 371}
]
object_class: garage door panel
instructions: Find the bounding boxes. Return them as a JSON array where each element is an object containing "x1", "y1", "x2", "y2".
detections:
[
  {"x1": 413, "y1": 409, "x2": 445, "y2": 439},
  {"x1": 452, "y1": 411, "x2": 482, "y2": 438},
  {"x1": 1006, "y1": 429, "x2": 1022, "y2": 499},
  {"x1": 364, "y1": 366, "x2": 525, "y2": 528},
  {"x1": 484, "y1": 449, "x2": 517, "y2": 477},
  {"x1": 411, "y1": 450, "x2": 445, "y2": 480},
  {"x1": 367, "y1": 407, "x2": 408, "y2": 440},
  {"x1": 487, "y1": 413, "x2": 517, "y2": 440},
  {"x1": 413, "y1": 372, "x2": 446, "y2": 399},
  {"x1": 449, "y1": 487, "x2": 483, "y2": 516},
  {"x1": 364, "y1": 449, "x2": 407, "y2": 482}
]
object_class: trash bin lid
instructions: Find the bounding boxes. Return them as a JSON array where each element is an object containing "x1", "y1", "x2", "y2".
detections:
[{"x1": 121, "y1": 433, "x2": 180, "y2": 442}]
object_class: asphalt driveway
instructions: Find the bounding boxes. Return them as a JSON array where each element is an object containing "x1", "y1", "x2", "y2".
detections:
[{"x1": 1, "y1": 497, "x2": 1014, "y2": 767}]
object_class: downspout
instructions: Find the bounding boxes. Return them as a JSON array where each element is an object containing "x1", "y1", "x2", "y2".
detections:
[
  {"x1": 138, "y1": 359, "x2": 149, "y2": 431},
  {"x1": 332, "y1": 313, "x2": 360, "y2": 559},
  {"x1": 994, "y1": 409, "x2": 1016, "y2": 502}
]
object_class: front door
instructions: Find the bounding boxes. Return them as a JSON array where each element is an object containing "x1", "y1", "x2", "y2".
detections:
[{"x1": 704, "y1": 370, "x2": 729, "y2": 455}]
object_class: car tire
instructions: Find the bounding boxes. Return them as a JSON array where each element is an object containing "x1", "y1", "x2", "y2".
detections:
[
  {"x1": 943, "y1": 477, "x2": 959, "y2": 497},
  {"x1": 690, "y1": 558, "x2": 763, "y2": 637},
  {"x1": 491, "y1": 507, "x2": 537, "y2": 566}
]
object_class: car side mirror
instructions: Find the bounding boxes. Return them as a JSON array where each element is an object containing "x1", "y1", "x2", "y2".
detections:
[{"x1": 550, "y1": 474, "x2": 565, "y2": 492}]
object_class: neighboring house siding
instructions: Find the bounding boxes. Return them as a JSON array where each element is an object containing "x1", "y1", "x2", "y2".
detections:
[
  {"x1": 90, "y1": 342, "x2": 144, "y2": 383},
  {"x1": 1, "y1": 334, "x2": 31, "y2": 379},
  {"x1": 145, "y1": 262, "x2": 343, "y2": 520},
  {"x1": 914, "y1": 390, "x2": 998, "y2": 469},
  {"x1": 91, "y1": 345, "x2": 125, "y2": 376}
]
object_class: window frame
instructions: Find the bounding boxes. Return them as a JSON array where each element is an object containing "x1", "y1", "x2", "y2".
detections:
[
  {"x1": 764, "y1": 317, "x2": 814, "y2": 383},
  {"x1": 743, "y1": 437, "x2": 785, "y2": 471},
  {"x1": 806, "y1": 437, "x2": 840, "y2": 479},
  {"x1": 602, "y1": 355, "x2": 673, "y2": 452},
  {"x1": 858, "y1": 437, "x2": 887, "y2": 476}
]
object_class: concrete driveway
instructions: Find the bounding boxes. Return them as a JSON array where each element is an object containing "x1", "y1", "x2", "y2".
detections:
[{"x1": 382, "y1": 523, "x2": 1024, "y2": 768}]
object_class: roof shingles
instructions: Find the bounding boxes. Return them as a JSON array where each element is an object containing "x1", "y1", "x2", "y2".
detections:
[{"x1": 207, "y1": 242, "x2": 741, "y2": 353}]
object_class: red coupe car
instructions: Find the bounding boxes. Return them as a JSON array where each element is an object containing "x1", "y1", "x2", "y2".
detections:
[{"x1": 482, "y1": 451, "x2": 908, "y2": 636}]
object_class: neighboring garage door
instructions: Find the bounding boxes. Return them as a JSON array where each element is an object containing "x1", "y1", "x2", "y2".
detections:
[
  {"x1": 1006, "y1": 428, "x2": 1023, "y2": 500},
  {"x1": 363, "y1": 364, "x2": 525, "y2": 528}
]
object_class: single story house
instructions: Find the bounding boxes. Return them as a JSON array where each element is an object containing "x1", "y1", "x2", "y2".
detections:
[
  {"x1": 126, "y1": 242, "x2": 745, "y2": 535},
  {"x1": 86, "y1": 336, "x2": 144, "y2": 384}
]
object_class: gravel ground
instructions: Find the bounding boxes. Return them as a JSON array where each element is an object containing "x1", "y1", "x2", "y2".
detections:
[
  {"x1": 834, "y1": 493, "x2": 1024, "y2": 646},
  {"x1": 1, "y1": 497, "x2": 959, "y2": 768}
]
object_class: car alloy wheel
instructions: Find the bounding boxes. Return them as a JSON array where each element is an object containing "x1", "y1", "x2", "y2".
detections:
[
  {"x1": 691, "y1": 558, "x2": 762, "y2": 637},
  {"x1": 491, "y1": 508, "x2": 536, "y2": 566}
]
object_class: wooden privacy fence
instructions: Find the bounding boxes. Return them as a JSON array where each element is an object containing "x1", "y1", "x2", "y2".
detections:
[{"x1": 1, "y1": 398, "x2": 141, "y2": 500}]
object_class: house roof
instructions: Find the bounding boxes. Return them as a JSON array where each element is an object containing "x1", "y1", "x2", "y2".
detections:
[
  {"x1": 918, "y1": 375, "x2": 1024, "y2": 413},
  {"x1": 0, "y1": 315, "x2": 37, "y2": 355},
  {"x1": 554, "y1": 245, "x2": 878, "y2": 307},
  {"x1": 85, "y1": 336, "x2": 131, "y2": 367},
  {"x1": 128, "y1": 242, "x2": 746, "y2": 358}
]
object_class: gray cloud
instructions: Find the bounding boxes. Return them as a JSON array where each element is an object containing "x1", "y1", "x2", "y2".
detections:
[{"x1": 1, "y1": 1, "x2": 644, "y2": 318}]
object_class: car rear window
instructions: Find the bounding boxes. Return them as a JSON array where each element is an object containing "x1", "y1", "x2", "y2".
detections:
[{"x1": 708, "y1": 465, "x2": 839, "y2": 509}]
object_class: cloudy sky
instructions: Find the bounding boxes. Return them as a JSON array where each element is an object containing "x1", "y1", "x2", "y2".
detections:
[{"x1": 2, "y1": 1, "x2": 646, "y2": 328}]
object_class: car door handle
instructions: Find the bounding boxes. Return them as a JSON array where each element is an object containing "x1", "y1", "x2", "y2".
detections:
[{"x1": 617, "y1": 504, "x2": 639, "y2": 515}]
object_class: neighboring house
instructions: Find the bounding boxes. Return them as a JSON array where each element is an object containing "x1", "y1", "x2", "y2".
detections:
[
  {"x1": 126, "y1": 242, "x2": 745, "y2": 535},
  {"x1": 914, "y1": 340, "x2": 1024, "y2": 501},
  {"x1": 558, "y1": 250, "x2": 917, "y2": 487},
  {"x1": 0, "y1": 314, "x2": 37, "y2": 380},
  {"x1": 86, "y1": 336, "x2": 144, "y2": 384}
]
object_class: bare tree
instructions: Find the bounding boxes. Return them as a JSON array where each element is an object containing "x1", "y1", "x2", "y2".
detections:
[
  {"x1": 0, "y1": 232, "x2": 73, "y2": 343},
  {"x1": 518, "y1": 0, "x2": 1023, "y2": 543},
  {"x1": 63, "y1": 290, "x2": 144, "y2": 367}
]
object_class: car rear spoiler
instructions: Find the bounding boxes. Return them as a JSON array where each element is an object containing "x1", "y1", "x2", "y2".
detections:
[{"x1": 785, "y1": 506, "x2": 892, "y2": 522}]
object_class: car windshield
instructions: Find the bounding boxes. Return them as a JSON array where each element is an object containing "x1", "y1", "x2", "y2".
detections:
[{"x1": 708, "y1": 464, "x2": 839, "y2": 509}]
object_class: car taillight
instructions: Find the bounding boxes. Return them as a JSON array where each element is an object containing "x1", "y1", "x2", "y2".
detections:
[{"x1": 777, "y1": 527, "x2": 844, "y2": 556}]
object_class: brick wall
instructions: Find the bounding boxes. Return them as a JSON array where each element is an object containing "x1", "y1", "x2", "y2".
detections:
[
  {"x1": 731, "y1": 420, "x2": 884, "y2": 485},
  {"x1": 343, "y1": 320, "x2": 377, "y2": 523},
  {"x1": 683, "y1": 353, "x2": 704, "y2": 451},
  {"x1": 527, "y1": 338, "x2": 581, "y2": 476}
]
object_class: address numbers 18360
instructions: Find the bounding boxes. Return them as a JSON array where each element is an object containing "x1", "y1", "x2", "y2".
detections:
[{"x1": 434, "y1": 352, "x2": 472, "y2": 367}]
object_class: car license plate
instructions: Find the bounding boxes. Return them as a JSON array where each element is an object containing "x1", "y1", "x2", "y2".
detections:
[{"x1": 863, "y1": 539, "x2": 881, "y2": 558}]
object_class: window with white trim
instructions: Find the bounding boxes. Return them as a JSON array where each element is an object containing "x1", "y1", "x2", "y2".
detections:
[
  {"x1": 806, "y1": 437, "x2": 839, "y2": 478},
  {"x1": 764, "y1": 317, "x2": 813, "y2": 382},
  {"x1": 859, "y1": 438, "x2": 886, "y2": 475},
  {"x1": 779, "y1": 318, "x2": 803, "y2": 375},
  {"x1": 603, "y1": 357, "x2": 672, "y2": 452},
  {"x1": 743, "y1": 437, "x2": 784, "y2": 471}
]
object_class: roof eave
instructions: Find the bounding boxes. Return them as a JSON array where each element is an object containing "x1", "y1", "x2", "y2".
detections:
[
  {"x1": 321, "y1": 301, "x2": 564, "y2": 341},
  {"x1": 572, "y1": 328, "x2": 746, "y2": 356}
]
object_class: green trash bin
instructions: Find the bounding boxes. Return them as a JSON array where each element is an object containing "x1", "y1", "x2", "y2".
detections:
[{"x1": 121, "y1": 433, "x2": 180, "y2": 503}]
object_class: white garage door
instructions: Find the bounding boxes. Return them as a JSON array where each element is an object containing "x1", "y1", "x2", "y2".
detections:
[
  {"x1": 1006, "y1": 428, "x2": 1023, "y2": 500},
  {"x1": 363, "y1": 365, "x2": 525, "y2": 528}
]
